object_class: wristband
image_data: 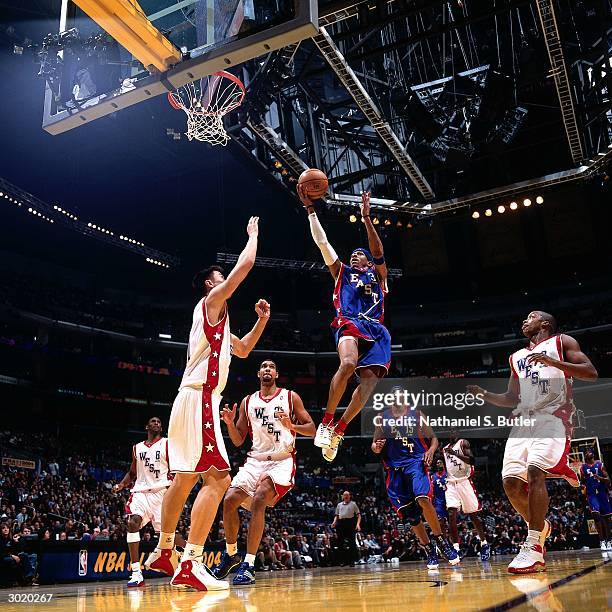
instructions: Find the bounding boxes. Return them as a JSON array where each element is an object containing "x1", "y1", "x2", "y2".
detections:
[
  {"x1": 373, "y1": 255, "x2": 385, "y2": 265},
  {"x1": 362, "y1": 215, "x2": 370, "y2": 219}
]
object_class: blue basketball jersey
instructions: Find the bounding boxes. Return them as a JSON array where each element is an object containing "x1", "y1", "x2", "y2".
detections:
[
  {"x1": 582, "y1": 461, "x2": 606, "y2": 496},
  {"x1": 332, "y1": 263, "x2": 385, "y2": 324},
  {"x1": 432, "y1": 471, "x2": 447, "y2": 503},
  {"x1": 380, "y1": 407, "x2": 428, "y2": 468}
]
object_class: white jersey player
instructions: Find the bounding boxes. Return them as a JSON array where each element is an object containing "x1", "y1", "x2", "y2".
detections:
[
  {"x1": 114, "y1": 417, "x2": 173, "y2": 588},
  {"x1": 442, "y1": 436, "x2": 490, "y2": 561},
  {"x1": 215, "y1": 359, "x2": 315, "y2": 585},
  {"x1": 469, "y1": 311, "x2": 597, "y2": 574},
  {"x1": 147, "y1": 217, "x2": 272, "y2": 592}
]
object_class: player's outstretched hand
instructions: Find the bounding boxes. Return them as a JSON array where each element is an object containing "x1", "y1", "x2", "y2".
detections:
[
  {"x1": 255, "y1": 299, "x2": 271, "y2": 320},
  {"x1": 247, "y1": 216, "x2": 259, "y2": 237},
  {"x1": 112, "y1": 483, "x2": 124, "y2": 493},
  {"x1": 467, "y1": 384, "x2": 486, "y2": 397},
  {"x1": 371, "y1": 439, "x2": 386, "y2": 454},
  {"x1": 278, "y1": 412, "x2": 293, "y2": 431},
  {"x1": 297, "y1": 184, "x2": 313, "y2": 208},
  {"x1": 424, "y1": 447, "x2": 435, "y2": 466},
  {"x1": 221, "y1": 402, "x2": 237, "y2": 425},
  {"x1": 360, "y1": 191, "x2": 371, "y2": 218}
]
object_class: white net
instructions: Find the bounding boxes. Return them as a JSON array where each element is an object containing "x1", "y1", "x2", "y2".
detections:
[{"x1": 168, "y1": 72, "x2": 245, "y2": 145}]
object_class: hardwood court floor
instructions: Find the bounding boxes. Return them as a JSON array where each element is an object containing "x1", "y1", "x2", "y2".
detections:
[{"x1": 3, "y1": 550, "x2": 610, "y2": 612}]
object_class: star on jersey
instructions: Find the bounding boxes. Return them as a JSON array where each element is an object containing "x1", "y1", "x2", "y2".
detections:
[
  {"x1": 205, "y1": 443, "x2": 214, "y2": 452},
  {"x1": 214, "y1": 332, "x2": 221, "y2": 340},
  {"x1": 213, "y1": 351, "x2": 218, "y2": 358},
  {"x1": 204, "y1": 422, "x2": 212, "y2": 429},
  {"x1": 211, "y1": 371, "x2": 217, "y2": 377}
]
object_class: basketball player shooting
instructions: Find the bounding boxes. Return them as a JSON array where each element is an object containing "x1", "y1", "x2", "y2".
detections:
[
  {"x1": 298, "y1": 187, "x2": 391, "y2": 462},
  {"x1": 113, "y1": 416, "x2": 178, "y2": 588},
  {"x1": 468, "y1": 311, "x2": 598, "y2": 574},
  {"x1": 146, "y1": 216, "x2": 272, "y2": 591},
  {"x1": 213, "y1": 359, "x2": 315, "y2": 585}
]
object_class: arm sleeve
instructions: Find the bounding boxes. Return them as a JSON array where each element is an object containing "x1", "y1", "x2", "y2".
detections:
[{"x1": 309, "y1": 213, "x2": 338, "y2": 266}]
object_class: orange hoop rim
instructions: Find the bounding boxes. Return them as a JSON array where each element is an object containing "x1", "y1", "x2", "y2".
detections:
[{"x1": 167, "y1": 70, "x2": 246, "y2": 116}]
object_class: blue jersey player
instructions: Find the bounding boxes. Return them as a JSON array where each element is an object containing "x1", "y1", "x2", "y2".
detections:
[
  {"x1": 432, "y1": 460, "x2": 449, "y2": 523},
  {"x1": 299, "y1": 188, "x2": 391, "y2": 462},
  {"x1": 371, "y1": 397, "x2": 459, "y2": 568},
  {"x1": 580, "y1": 451, "x2": 611, "y2": 550}
]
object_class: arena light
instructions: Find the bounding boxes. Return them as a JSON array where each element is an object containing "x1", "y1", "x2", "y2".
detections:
[
  {"x1": 158, "y1": 333, "x2": 172, "y2": 339},
  {"x1": 485, "y1": 209, "x2": 492, "y2": 217},
  {"x1": 384, "y1": 219, "x2": 392, "y2": 226},
  {"x1": 498, "y1": 205, "x2": 505, "y2": 214},
  {"x1": 349, "y1": 214, "x2": 357, "y2": 223},
  {"x1": 523, "y1": 198, "x2": 532, "y2": 207},
  {"x1": 472, "y1": 211, "x2": 480, "y2": 219},
  {"x1": 509, "y1": 201, "x2": 518, "y2": 210},
  {"x1": 536, "y1": 195, "x2": 544, "y2": 204},
  {"x1": 396, "y1": 220, "x2": 403, "y2": 227},
  {"x1": 373, "y1": 217, "x2": 380, "y2": 225}
]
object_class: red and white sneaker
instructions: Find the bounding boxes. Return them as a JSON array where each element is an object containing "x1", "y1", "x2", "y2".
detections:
[
  {"x1": 170, "y1": 559, "x2": 230, "y2": 591},
  {"x1": 508, "y1": 542, "x2": 546, "y2": 574},
  {"x1": 144, "y1": 548, "x2": 179, "y2": 576}
]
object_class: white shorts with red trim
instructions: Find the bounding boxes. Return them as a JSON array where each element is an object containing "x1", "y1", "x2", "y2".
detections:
[
  {"x1": 125, "y1": 488, "x2": 167, "y2": 531},
  {"x1": 167, "y1": 386, "x2": 230, "y2": 474},
  {"x1": 502, "y1": 413, "x2": 578, "y2": 486},
  {"x1": 445, "y1": 478, "x2": 481, "y2": 514},
  {"x1": 230, "y1": 455, "x2": 295, "y2": 509}
]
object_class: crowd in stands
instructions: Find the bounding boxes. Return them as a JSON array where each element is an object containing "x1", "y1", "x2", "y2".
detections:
[{"x1": 0, "y1": 429, "x2": 595, "y2": 586}]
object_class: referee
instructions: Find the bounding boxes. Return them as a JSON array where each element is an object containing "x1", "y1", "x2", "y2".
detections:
[{"x1": 332, "y1": 491, "x2": 361, "y2": 566}]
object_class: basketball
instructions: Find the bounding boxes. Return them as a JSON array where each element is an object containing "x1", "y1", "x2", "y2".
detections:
[{"x1": 298, "y1": 168, "x2": 329, "y2": 199}]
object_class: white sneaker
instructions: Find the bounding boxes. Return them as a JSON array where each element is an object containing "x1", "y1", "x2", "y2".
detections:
[
  {"x1": 144, "y1": 547, "x2": 180, "y2": 576},
  {"x1": 314, "y1": 423, "x2": 333, "y2": 449},
  {"x1": 322, "y1": 430, "x2": 343, "y2": 462},
  {"x1": 600, "y1": 541, "x2": 607, "y2": 551},
  {"x1": 507, "y1": 542, "x2": 545, "y2": 574},
  {"x1": 127, "y1": 569, "x2": 144, "y2": 588},
  {"x1": 607, "y1": 541, "x2": 612, "y2": 551},
  {"x1": 170, "y1": 559, "x2": 230, "y2": 591}
]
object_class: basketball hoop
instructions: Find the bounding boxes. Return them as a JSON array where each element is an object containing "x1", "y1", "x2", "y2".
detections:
[{"x1": 167, "y1": 71, "x2": 245, "y2": 145}]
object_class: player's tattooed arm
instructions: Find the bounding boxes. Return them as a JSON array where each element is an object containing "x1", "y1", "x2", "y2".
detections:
[
  {"x1": 221, "y1": 398, "x2": 248, "y2": 446},
  {"x1": 467, "y1": 372, "x2": 520, "y2": 408},
  {"x1": 371, "y1": 425, "x2": 386, "y2": 453},
  {"x1": 278, "y1": 392, "x2": 316, "y2": 436},
  {"x1": 361, "y1": 191, "x2": 388, "y2": 290},
  {"x1": 527, "y1": 335, "x2": 598, "y2": 381},
  {"x1": 231, "y1": 299, "x2": 271, "y2": 358},
  {"x1": 113, "y1": 446, "x2": 137, "y2": 492},
  {"x1": 207, "y1": 216, "x2": 259, "y2": 321}
]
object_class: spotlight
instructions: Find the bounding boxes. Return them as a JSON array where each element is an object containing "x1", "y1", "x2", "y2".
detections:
[
  {"x1": 536, "y1": 195, "x2": 544, "y2": 204},
  {"x1": 373, "y1": 217, "x2": 379, "y2": 225},
  {"x1": 472, "y1": 211, "x2": 480, "y2": 219},
  {"x1": 485, "y1": 209, "x2": 492, "y2": 217},
  {"x1": 396, "y1": 220, "x2": 403, "y2": 227},
  {"x1": 510, "y1": 202, "x2": 518, "y2": 210},
  {"x1": 274, "y1": 160, "x2": 282, "y2": 169},
  {"x1": 523, "y1": 198, "x2": 531, "y2": 207},
  {"x1": 349, "y1": 214, "x2": 357, "y2": 223},
  {"x1": 407, "y1": 222, "x2": 413, "y2": 229},
  {"x1": 384, "y1": 219, "x2": 391, "y2": 226},
  {"x1": 498, "y1": 205, "x2": 505, "y2": 214}
]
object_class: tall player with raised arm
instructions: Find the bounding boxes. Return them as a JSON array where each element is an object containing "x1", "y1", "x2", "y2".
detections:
[
  {"x1": 298, "y1": 187, "x2": 391, "y2": 462},
  {"x1": 213, "y1": 359, "x2": 315, "y2": 585},
  {"x1": 468, "y1": 311, "x2": 597, "y2": 573},
  {"x1": 146, "y1": 217, "x2": 272, "y2": 591}
]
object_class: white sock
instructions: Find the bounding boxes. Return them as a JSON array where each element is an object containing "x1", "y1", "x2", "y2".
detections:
[
  {"x1": 245, "y1": 553, "x2": 256, "y2": 566},
  {"x1": 159, "y1": 532, "x2": 175, "y2": 550},
  {"x1": 527, "y1": 530, "x2": 540, "y2": 546},
  {"x1": 453, "y1": 543, "x2": 460, "y2": 551},
  {"x1": 184, "y1": 543, "x2": 204, "y2": 561},
  {"x1": 480, "y1": 540, "x2": 488, "y2": 546},
  {"x1": 227, "y1": 542, "x2": 238, "y2": 556},
  {"x1": 131, "y1": 561, "x2": 141, "y2": 572}
]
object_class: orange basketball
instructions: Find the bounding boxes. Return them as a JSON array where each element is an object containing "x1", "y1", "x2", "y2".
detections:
[{"x1": 298, "y1": 168, "x2": 329, "y2": 199}]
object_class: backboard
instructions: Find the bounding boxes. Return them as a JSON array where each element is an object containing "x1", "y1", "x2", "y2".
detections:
[{"x1": 42, "y1": 0, "x2": 317, "y2": 134}]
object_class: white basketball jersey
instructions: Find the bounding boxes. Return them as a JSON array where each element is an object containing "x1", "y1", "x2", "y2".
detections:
[
  {"x1": 131, "y1": 438, "x2": 172, "y2": 493},
  {"x1": 510, "y1": 335, "x2": 573, "y2": 424},
  {"x1": 246, "y1": 388, "x2": 296, "y2": 457},
  {"x1": 180, "y1": 298, "x2": 232, "y2": 394},
  {"x1": 443, "y1": 440, "x2": 473, "y2": 481}
]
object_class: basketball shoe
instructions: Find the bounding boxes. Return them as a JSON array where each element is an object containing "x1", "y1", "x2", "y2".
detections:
[
  {"x1": 212, "y1": 551, "x2": 242, "y2": 579},
  {"x1": 232, "y1": 562, "x2": 256, "y2": 585},
  {"x1": 507, "y1": 542, "x2": 546, "y2": 574},
  {"x1": 480, "y1": 543, "x2": 491, "y2": 562},
  {"x1": 127, "y1": 569, "x2": 145, "y2": 588},
  {"x1": 434, "y1": 536, "x2": 460, "y2": 566},
  {"x1": 144, "y1": 548, "x2": 180, "y2": 576},
  {"x1": 171, "y1": 559, "x2": 230, "y2": 591},
  {"x1": 424, "y1": 544, "x2": 439, "y2": 570},
  {"x1": 322, "y1": 430, "x2": 343, "y2": 462},
  {"x1": 314, "y1": 423, "x2": 333, "y2": 449}
]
